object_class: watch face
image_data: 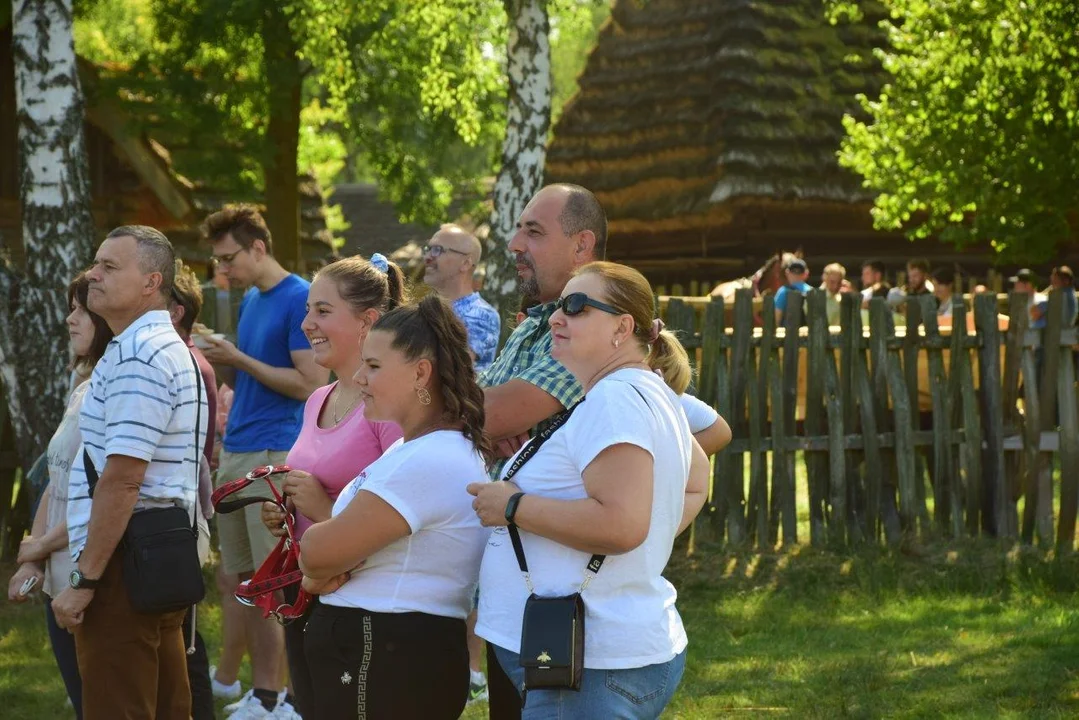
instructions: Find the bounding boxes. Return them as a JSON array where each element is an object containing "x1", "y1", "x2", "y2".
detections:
[{"x1": 70, "y1": 570, "x2": 81, "y2": 587}]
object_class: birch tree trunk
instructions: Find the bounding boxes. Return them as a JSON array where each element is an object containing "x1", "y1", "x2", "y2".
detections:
[
  {"x1": 485, "y1": 0, "x2": 551, "y2": 325},
  {"x1": 3, "y1": 0, "x2": 96, "y2": 469}
]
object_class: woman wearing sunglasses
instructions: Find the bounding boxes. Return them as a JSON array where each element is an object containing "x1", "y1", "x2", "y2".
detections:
[
  {"x1": 298, "y1": 295, "x2": 492, "y2": 719},
  {"x1": 469, "y1": 261, "x2": 710, "y2": 718},
  {"x1": 252, "y1": 254, "x2": 405, "y2": 719}
]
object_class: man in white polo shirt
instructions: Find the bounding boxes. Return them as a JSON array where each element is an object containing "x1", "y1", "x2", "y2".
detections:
[{"x1": 52, "y1": 226, "x2": 208, "y2": 720}]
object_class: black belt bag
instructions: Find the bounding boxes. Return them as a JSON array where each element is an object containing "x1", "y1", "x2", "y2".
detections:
[
  {"x1": 502, "y1": 402, "x2": 604, "y2": 697},
  {"x1": 84, "y1": 351, "x2": 205, "y2": 614}
]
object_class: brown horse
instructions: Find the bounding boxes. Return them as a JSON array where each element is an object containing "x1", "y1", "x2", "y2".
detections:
[{"x1": 708, "y1": 251, "x2": 802, "y2": 325}]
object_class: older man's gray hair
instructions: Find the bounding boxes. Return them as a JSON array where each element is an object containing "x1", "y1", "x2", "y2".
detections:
[{"x1": 107, "y1": 225, "x2": 176, "y2": 295}]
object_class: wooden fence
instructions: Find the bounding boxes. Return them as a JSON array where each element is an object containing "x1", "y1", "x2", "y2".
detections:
[{"x1": 661, "y1": 289, "x2": 1079, "y2": 551}]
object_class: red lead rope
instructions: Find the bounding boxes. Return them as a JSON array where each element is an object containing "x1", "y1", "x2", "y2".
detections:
[{"x1": 210, "y1": 465, "x2": 311, "y2": 624}]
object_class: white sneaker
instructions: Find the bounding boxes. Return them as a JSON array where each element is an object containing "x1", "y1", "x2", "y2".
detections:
[
  {"x1": 224, "y1": 689, "x2": 255, "y2": 715},
  {"x1": 273, "y1": 699, "x2": 301, "y2": 719},
  {"x1": 210, "y1": 665, "x2": 243, "y2": 700},
  {"x1": 227, "y1": 693, "x2": 275, "y2": 720}
]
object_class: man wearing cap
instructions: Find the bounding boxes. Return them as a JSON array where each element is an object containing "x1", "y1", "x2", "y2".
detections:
[
  {"x1": 1010, "y1": 269, "x2": 1049, "y2": 329},
  {"x1": 774, "y1": 258, "x2": 812, "y2": 325}
]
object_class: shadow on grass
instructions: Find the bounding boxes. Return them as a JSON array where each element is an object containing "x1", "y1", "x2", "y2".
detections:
[{"x1": 666, "y1": 540, "x2": 1079, "y2": 719}]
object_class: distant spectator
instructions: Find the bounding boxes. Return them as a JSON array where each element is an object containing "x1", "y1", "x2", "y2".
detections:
[
  {"x1": 820, "y1": 262, "x2": 846, "y2": 326},
  {"x1": 931, "y1": 266, "x2": 957, "y2": 318},
  {"x1": 1042, "y1": 266, "x2": 1077, "y2": 326},
  {"x1": 774, "y1": 257, "x2": 811, "y2": 325},
  {"x1": 887, "y1": 258, "x2": 934, "y2": 314},
  {"x1": 860, "y1": 259, "x2": 885, "y2": 300},
  {"x1": 1009, "y1": 268, "x2": 1047, "y2": 329},
  {"x1": 423, "y1": 224, "x2": 501, "y2": 372}
]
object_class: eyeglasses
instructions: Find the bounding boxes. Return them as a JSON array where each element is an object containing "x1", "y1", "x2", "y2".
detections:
[
  {"x1": 555, "y1": 292, "x2": 624, "y2": 317},
  {"x1": 211, "y1": 248, "x2": 246, "y2": 266},
  {"x1": 423, "y1": 244, "x2": 470, "y2": 259}
]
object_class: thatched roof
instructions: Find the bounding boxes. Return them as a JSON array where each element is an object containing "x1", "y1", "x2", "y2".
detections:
[{"x1": 546, "y1": 0, "x2": 887, "y2": 247}]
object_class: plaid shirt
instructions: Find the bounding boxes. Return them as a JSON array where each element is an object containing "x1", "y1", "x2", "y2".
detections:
[{"x1": 479, "y1": 300, "x2": 583, "y2": 477}]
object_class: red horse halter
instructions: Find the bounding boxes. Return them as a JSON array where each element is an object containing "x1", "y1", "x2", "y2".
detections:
[{"x1": 210, "y1": 465, "x2": 311, "y2": 624}]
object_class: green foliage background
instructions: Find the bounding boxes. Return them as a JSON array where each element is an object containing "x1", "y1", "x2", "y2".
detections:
[{"x1": 834, "y1": 0, "x2": 1079, "y2": 262}]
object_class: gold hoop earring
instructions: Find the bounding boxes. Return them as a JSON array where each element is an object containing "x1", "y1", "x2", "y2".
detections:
[{"x1": 417, "y1": 387, "x2": 432, "y2": 406}]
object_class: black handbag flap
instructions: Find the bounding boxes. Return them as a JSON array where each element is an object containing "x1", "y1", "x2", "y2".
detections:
[
  {"x1": 125, "y1": 506, "x2": 193, "y2": 539},
  {"x1": 519, "y1": 593, "x2": 583, "y2": 669}
]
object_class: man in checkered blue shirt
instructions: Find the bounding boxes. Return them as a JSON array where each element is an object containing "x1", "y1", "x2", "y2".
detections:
[{"x1": 472, "y1": 183, "x2": 607, "y2": 714}]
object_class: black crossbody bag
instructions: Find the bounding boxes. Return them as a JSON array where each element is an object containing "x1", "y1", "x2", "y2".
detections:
[
  {"x1": 83, "y1": 351, "x2": 205, "y2": 614},
  {"x1": 502, "y1": 400, "x2": 604, "y2": 697}
]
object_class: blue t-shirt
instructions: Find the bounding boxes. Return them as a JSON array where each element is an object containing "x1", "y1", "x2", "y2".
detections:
[
  {"x1": 1034, "y1": 290, "x2": 1077, "y2": 329},
  {"x1": 774, "y1": 281, "x2": 812, "y2": 313},
  {"x1": 452, "y1": 292, "x2": 501, "y2": 372},
  {"x1": 225, "y1": 274, "x2": 311, "y2": 453}
]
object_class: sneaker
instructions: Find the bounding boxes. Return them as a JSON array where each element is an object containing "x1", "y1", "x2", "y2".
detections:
[
  {"x1": 210, "y1": 665, "x2": 243, "y2": 700},
  {"x1": 224, "y1": 689, "x2": 255, "y2": 715},
  {"x1": 468, "y1": 670, "x2": 488, "y2": 703},
  {"x1": 273, "y1": 699, "x2": 301, "y2": 719},
  {"x1": 227, "y1": 692, "x2": 275, "y2": 720}
]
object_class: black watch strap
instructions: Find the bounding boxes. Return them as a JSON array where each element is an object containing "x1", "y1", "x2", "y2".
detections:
[
  {"x1": 504, "y1": 492, "x2": 526, "y2": 524},
  {"x1": 71, "y1": 570, "x2": 100, "y2": 589}
]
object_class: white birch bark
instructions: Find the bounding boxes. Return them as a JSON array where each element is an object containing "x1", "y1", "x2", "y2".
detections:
[
  {"x1": 484, "y1": 0, "x2": 551, "y2": 323},
  {"x1": 2, "y1": 0, "x2": 96, "y2": 468}
]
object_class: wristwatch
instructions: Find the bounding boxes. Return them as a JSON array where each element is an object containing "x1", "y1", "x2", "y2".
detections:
[
  {"x1": 69, "y1": 569, "x2": 100, "y2": 590},
  {"x1": 504, "y1": 492, "x2": 526, "y2": 525}
]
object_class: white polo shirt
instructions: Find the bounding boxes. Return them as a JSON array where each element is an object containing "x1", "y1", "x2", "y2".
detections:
[{"x1": 67, "y1": 310, "x2": 208, "y2": 559}]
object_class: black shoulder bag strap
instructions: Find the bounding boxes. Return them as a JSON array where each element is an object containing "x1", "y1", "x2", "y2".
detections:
[
  {"x1": 84, "y1": 351, "x2": 204, "y2": 536},
  {"x1": 502, "y1": 400, "x2": 605, "y2": 593}
]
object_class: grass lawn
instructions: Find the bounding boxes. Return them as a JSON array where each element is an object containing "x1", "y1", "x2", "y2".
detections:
[{"x1": 4, "y1": 541, "x2": 1079, "y2": 719}]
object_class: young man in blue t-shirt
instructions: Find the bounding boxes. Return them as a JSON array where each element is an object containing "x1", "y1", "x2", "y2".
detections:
[
  {"x1": 200, "y1": 205, "x2": 327, "y2": 717},
  {"x1": 774, "y1": 257, "x2": 813, "y2": 325}
]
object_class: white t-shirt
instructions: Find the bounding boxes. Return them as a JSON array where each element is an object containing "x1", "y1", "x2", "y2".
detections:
[
  {"x1": 476, "y1": 368, "x2": 692, "y2": 669},
  {"x1": 321, "y1": 430, "x2": 490, "y2": 620},
  {"x1": 43, "y1": 381, "x2": 88, "y2": 597},
  {"x1": 680, "y1": 393, "x2": 719, "y2": 434}
]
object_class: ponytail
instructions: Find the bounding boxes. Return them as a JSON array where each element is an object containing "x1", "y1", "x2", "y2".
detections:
[{"x1": 648, "y1": 330, "x2": 691, "y2": 395}]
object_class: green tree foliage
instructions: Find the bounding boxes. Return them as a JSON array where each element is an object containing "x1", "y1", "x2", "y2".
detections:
[
  {"x1": 836, "y1": 0, "x2": 1079, "y2": 262},
  {"x1": 80, "y1": 0, "x2": 504, "y2": 227}
]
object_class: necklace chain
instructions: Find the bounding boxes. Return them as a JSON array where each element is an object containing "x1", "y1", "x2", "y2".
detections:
[{"x1": 332, "y1": 384, "x2": 361, "y2": 425}]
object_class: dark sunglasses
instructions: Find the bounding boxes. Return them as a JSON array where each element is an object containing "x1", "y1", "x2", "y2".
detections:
[{"x1": 555, "y1": 292, "x2": 624, "y2": 317}]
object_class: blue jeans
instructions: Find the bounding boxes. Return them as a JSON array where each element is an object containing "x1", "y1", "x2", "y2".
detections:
[{"x1": 492, "y1": 644, "x2": 686, "y2": 719}]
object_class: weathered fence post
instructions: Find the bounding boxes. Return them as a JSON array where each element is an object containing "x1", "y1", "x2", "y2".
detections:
[
  {"x1": 727, "y1": 289, "x2": 754, "y2": 545},
  {"x1": 1031, "y1": 291, "x2": 1063, "y2": 545},
  {"x1": 975, "y1": 293, "x2": 1011, "y2": 539},
  {"x1": 919, "y1": 295, "x2": 955, "y2": 536}
]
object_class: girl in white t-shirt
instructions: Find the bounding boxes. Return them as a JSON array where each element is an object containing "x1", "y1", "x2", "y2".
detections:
[
  {"x1": 7, "y1": 273, "x2": 115, "y2": 717},
  {"x1": 469, "y1": 261, "x2": 711, "y2": 718},
  {"x1": 298, "y1": 295, "x2": 492, "y2": 719}
]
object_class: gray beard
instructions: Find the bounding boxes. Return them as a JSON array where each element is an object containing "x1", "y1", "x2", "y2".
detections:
[{"x1": 518, "y1": 275, "x2": 540, "y2": 301}]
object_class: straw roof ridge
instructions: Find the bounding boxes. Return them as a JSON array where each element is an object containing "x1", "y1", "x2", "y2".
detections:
[{"x1": 547, "y1": 0, "x2": 888, "y2": 221}]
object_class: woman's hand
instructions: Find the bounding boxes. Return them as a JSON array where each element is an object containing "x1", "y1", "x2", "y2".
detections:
[
  {"x1": 466, "y1": 481, "x2": 521, "y2": 528},
  {"x1": 261, "y1": 501, "x2": 289, "y2": 538},
  {"x1": 282, "y1": 470, "x2": 333, "y2": 523},
  {"x1": 8, "y1": 563, "x2": 44, "y2": 603},
  {"x1": 17, "y1": 536, "x2": 49, "y2": 565},
  {"x1": 300, "y1": 567, "x2": 359, "y2": 595}
]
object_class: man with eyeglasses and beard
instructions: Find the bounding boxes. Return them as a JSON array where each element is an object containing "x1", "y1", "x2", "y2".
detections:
[{"x1": 423, "y1": 224, "x2": 501, "y2": 372}]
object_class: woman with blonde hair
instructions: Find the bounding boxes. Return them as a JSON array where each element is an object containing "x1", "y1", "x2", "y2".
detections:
[{"x1": 470, "y1": 261, "x2": 710, "y2": 717}]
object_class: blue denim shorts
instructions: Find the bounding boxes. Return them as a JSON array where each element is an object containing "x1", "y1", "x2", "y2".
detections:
[{"x1": 491, "y1": 644, "x2": 686, "y2": 719}]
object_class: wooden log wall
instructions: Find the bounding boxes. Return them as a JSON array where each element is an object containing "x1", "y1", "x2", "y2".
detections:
[{"x1": 662, "y1": 289, "x2": 1079, "y2": 549}]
